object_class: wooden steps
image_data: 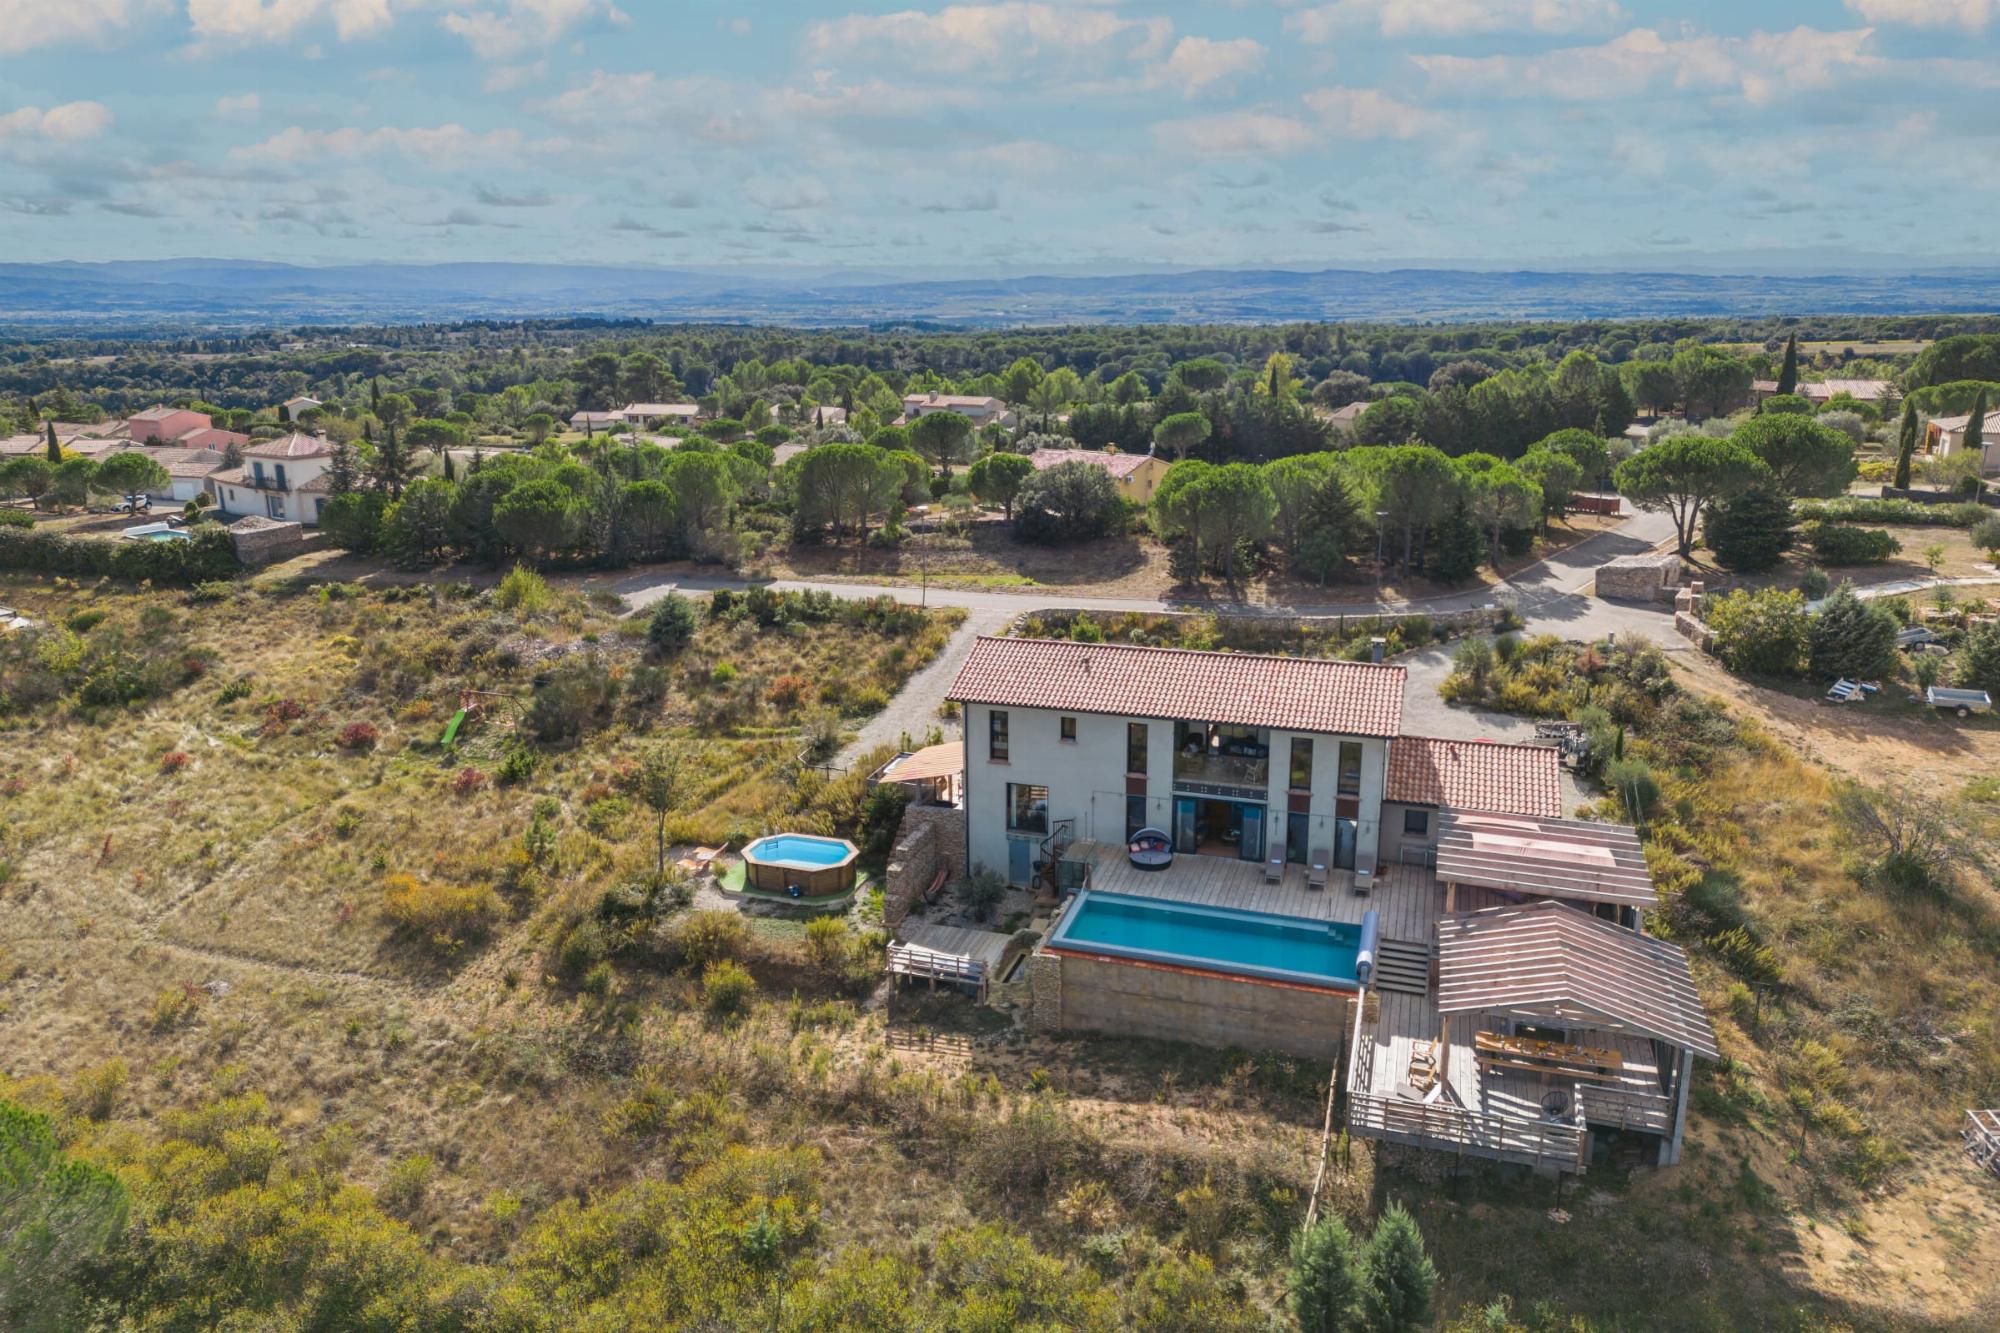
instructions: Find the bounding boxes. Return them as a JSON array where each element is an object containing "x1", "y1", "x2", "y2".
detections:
[{"x1": 1372, "y1": 938, "x2": 1431, "y2": 996}]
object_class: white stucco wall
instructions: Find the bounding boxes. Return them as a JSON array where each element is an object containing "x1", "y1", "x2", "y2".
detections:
[{"x1": 962, "y1": 701, "x2": 1387, "y2": 884}]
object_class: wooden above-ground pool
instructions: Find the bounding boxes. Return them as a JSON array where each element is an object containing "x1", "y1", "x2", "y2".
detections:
[{"x1": 741, "y1": 833, "x2": 861, "y2": 898}]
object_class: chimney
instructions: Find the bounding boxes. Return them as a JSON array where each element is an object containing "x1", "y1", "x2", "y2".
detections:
[{"x1": 1369, "y1": 636, "x2": 1387, "y2": 664}]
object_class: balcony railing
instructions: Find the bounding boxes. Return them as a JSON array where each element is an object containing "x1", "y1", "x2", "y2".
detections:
[{"x1": 1172, "y1": 750, "x2": 1268, "y2": 791}]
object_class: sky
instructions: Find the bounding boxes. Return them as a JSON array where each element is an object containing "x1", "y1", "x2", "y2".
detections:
[{"x1": 1, "y1": 0, "x2": 1997, "y2": 273}]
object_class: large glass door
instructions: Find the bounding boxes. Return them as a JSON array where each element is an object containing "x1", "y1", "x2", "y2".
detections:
[
  {"x1": 1334, "y1": 818, "x2": 1357, "y2": 870},
  {"x1": 1173, "y1": 797, "x2": 1198, "y2": 854},
  {"x1": 1238, "y1": 806, "x2": 1264, "y2": 861}
]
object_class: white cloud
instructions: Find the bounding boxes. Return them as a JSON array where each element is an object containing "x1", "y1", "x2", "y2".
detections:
[
  {"x1": 1154, "y1": 36, "x2": 1266, "y2": 96},
  {"x1": 188, "y1": 0, "x2": 335, "y2": 44},
  {"x1": 0, "y1": 102, "x2": 116, "y2": 143},
  {"x1": 2, "y1": 0, "x2": 164, "y2": 55},
  {"x1": 744, "y1": 175, "x2": 833, "y2": 212},
  {"x1": 1845, "y1": 0, "x2": 1996, "y2": 28},
  {"x1": 1153, "y1": 110, "x2": 1315, "y2": 159},
  {"x1": 483, "y1": 60, "x2": 547, "y2": 92},
  {"x1": 1286, "y1": 0, "x2": 1623, "y2": 43},
  {"x1": 1302, "y1": 86, "x2": 1439, "y2": 138},
  {"x1": 230, "y1": 122, "x2": 538, "y2": 165},
  {"x1": 1413, "y1": 26, "x2": 1879, "y2": 105},
  {"x1": 440, "y1": 0, "x2": 626, "y2": 60},
  {"x1": 215, "y1": 92, "x2": 262, "y2": 119},
  {"x1": 806, "y1": 3, "x2": 1172, "y2": 77},
  {"x1": 538, "y1": 71, "x2": 762, "y2": 143}
]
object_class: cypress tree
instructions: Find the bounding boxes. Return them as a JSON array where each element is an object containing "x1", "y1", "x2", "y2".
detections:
[
  {"x1": 1775, "y1": 333, "x2": 1799, "y2": 397},
  {"x1": 1359, "y1": 1203, "x2": 1439, "y2": 1333},
  {"x1": 1966, "y1": 386, "x2": 1986, "y2": 467},
  {"x1": 44, "y1": 421, "x2": 60, "y2": 464},
  {"x1": 1288, "y1": 1214, "x2": 1363, "y2": 1333},
  {"x1": 1893, "y1": 397, "x2": 1919, "y2": 490},
  {"x1": 327, "y1": 440, "x2": 359, "y2": 495}
]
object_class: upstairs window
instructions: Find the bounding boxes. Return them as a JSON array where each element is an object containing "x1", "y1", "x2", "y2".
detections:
[
  {"x1": 1127, "y1": 722, "x2": 1148, "y2": 775},
  {"x1": 1338, "y1": 742, "x2": 1363, "y2": 796},
  {"x1": 1289, "y1": 738, "x2": 1314, "y2": 791},
  {"x1": 989, "y1": 710, "x2": 1009, "y2": 762},
  {"x1": 1060, "y1": 716, "x2": 1077, "y2": 743}
]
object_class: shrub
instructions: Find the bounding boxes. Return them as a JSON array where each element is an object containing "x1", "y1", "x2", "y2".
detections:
[
  {"x1": 336, "y1": 722, "x2": 379, "y2": 751},
  {"x1": 1704, "y1": 587, "x2": 1809, "y2": 677},
  {"x1": 376, "y1": 1153, "x2": 434, "y2": 1217},
  {"x1": 1972, "y1": 513, "x2": 2000, "y2": 556},
  {"x1": 1802, "y1": 521, "x2": 1900, "y2": 565},
  {"x1": 495, "y1": 565, "x2": 554, "y2": 614},
  {"x1": 381, "y1": 873, "x2": 503, "y2": 953},
  {"x1": 673, "y1": 909, "x2": 748, "y2": 967},
  {"x1": 451, "y1": 767, "x2": 489, "y2": 796},
  {"x1": 1014, "y1": 460, "x2": 1124, "y2": 545},
  {"x1": 158, "y1": 750, "x2": 190, "y2": 774},
  {"x1": 1955, "y1": 620, "x2": 2000, "y2": 696},
  {"x1": 1604, "y1": 757, "x2": 1660, "y2": 820},
  {"x1": 0, "y1": 523, "x2": 239, "y2": 585},
  {"x1": 524, "y1": 660, "x2": 618, "y2": 744},
  {"x1": 646, "y1": 593, "x2": 699, "y2": 655},
  {"x1": 0, "y1": 510, "x2": 34, "y2": 528},
  {"x1": 701, "y1": 959, "x2": 756, "y2": 1015},
  {"x1": 555, "y1": 917, "x2": 610, "y2": 981},
  {"x1": 1797, "y1": 497, "x2": 1984, "y2": 527},
  {"x1": 961, "y1": 868, "x2": 1007, "y2": 923},
  {"x1": 496, "y1": 747, "x2": 539, "y2": 785}
]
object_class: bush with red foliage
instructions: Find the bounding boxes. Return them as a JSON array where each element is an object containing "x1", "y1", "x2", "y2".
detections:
[
  {"x1": 336, "y1": 722, "x2": 380, "y2": 752},
  {"x1": 159, "y1": 751, "x2": 190, "y2": 774},
  {"x1": 451, "y1": 767, "x2": 489, "y2": 796}
]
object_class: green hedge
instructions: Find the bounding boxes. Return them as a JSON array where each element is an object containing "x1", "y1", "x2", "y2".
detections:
[
  {"x1": 1801, "y1": 521, "x2": 1901, "y2": 565},
  {"x1": 0, "y1": 524, "x2": 240, "y2": 584},
  {"x1": 1795, "y1": 497, "x2": 1988, "y2": 528},
  {"x1": 0, "y1": 510, "x2": 34, "y2": 529}
]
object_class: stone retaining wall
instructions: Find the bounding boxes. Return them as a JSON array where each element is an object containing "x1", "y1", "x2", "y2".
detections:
[
  {"x1": 1595, "y1": 552, "x2": 1683, "y2": 603},
  {"x1": 1019, "y1": 604, "x2": 1507, "y2": 644},
  {"x1": 883, "y1": 802, "x2": 966, "y2": 930},
  {"x1": 1674, "y1": 611, "x2": 1715, "y2": 651},
  {"x1": 1032, "y1": 949, "x2": 1351, "y2": 1061},
  {"x1": 227, "y1": 516, "x2": 315, "y2": 566}
]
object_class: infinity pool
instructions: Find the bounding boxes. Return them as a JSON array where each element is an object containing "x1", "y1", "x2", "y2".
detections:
[{"x1": 1047, "y1": 890, "x2": 1365, "y2": 989}]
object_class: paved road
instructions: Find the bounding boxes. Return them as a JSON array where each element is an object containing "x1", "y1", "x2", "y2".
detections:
[{"x1": 582, "y1": 510, "x2": 1686, "y2": 767}]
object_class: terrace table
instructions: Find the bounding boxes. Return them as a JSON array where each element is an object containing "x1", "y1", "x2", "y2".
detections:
[{"x1": 1475, "y1": 1030, "x2": 1624, "y2": 1079}]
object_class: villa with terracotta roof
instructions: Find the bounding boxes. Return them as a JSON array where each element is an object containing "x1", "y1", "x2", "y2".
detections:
[
  {"x1": 1027, "y1": 447, "x2": 1170, "y2": 502},
  {"x1": 205, "y1": 432, "x2": 337, "y2": 525},
  {"x1": 936, "y1": 635, "x2": 1714, "y2": 1174},
  {"x1": 901, "y1": 393, "x2": 1017, "y2": 431}
]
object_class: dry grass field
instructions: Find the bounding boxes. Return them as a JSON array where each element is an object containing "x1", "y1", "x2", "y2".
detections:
[{"x1": 4, "y1": 574, "x2": 1999, "y2": 1329}]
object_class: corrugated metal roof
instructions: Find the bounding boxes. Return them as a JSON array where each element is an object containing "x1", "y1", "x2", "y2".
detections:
[
  {"x1": 948, "y1": 637, "x2": 1405, "y2": 737},
  {"x1": 1436, "y1": 900, "x2": 1719, "y2": 1059}
]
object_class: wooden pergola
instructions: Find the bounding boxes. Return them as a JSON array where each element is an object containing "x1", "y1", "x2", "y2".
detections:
[
  {"x1": 1434, "y1": 811, "x2": 1657, "y2": 911},
  {"x1": 1435, "y1": 900, "x2": 1720, "y2": 1164}
]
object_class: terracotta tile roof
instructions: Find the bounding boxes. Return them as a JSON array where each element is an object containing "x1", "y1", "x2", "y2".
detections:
[
  {"x1": 1385, "y1": 735, "x2": 1562, "y2": 818},
  {"x1": 1028, "y1": 447, "x2": 1154, "y2": 478},
  {"x1": 948, "y1": 637, "x2": 1405, "y2": 737},
  {"x1": 206, "y1": 466, "x2": 249, "y2": 486},
  {"x1": 1802, "y1": 378, "x2": 1891, "y2": 401},
  {"x1": 244, "y1": 432, "x2": 333, "y2": 459},
  {"x1": 175, "y1": 427, "x2": 251, "y2": 450}
]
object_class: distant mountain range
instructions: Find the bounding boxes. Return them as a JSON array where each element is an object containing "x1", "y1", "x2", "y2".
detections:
[{"x1": 5, "y1": 260, "x2": 2000, "y2": 329}]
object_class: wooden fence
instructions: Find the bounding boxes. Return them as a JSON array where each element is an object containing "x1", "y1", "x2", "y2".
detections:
[{"x1": 887, "y1": 943, "x2": 988, "y2": 1000}]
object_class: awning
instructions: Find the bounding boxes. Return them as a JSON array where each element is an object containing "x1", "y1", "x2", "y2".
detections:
[
  {"x1": 875, "y1": 741, "x2": 963, "y2": 784},
  {"x1": 1436, "y1": 900, "x2": 1719, "y2": 1059}
]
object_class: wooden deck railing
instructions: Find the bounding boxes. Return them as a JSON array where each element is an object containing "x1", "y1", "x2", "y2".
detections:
[
  {"x1": 1575, "y1": 1083, "x2": 1674, "y2": 1135},
  {"x1": 887, "y1": 943, "x2": 988, "y2": 999},
  {"x1": 1347, "y1": 1089, "x2": 1586, "y2": 1172},
  {"x1": 1967, "y1": 1110, "x2": 2000, "y2": 1177}
]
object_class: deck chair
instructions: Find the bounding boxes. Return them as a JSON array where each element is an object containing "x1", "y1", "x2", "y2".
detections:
[
  {"x1": 1264, "y1": 852, "x2": 1284, "y2": 885},
  {"x1": 1408, "y1": 1040, "x2": 1439, "y2": 1095},
  {"x1": 1352, "y1": 849, "x2": 1375, "y2": 897},
  {"x1": 1307, "y1": 848, "x2": 1329, "y2": 892}
]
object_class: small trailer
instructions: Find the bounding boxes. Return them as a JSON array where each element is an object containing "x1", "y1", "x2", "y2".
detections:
[{"x1": 1927, "y1": 686, "x2": 1993, "y2": 719}]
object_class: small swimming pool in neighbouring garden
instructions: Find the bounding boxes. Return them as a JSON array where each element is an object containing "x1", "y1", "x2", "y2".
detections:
[
  {"x1": 120, "y1": 522, "x2": 190, "y2": 543},
  {"x1": 1047, "y1": 890, "x2": 1368, "y2": 989},
  {"x1": 740, "y1": 833, "x2": 861, "y2": 897}
]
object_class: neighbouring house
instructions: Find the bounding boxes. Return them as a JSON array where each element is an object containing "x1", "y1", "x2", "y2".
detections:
[
  {"x1": 1325, "y1": 400, "x2": 1369, "y2": 433},
  {"x1": 99, "y1": 447, "x2": 226, "y2": 505},
  {"x1": 806, "y1": 405, "x2": 849, "y2": 428},
  {"x1": 616, "y1": 403, "x2": 701, "y2": 427},
  {"x1": 125, "y1": 405, "x2": 214, "y2": 445},
  {"x1": 1750, "y1": 378, "x2": 1895, "y2": 410},
  {"x1": 1925, "y1": 412, "x2": 2000, "y2": 476},
  {"x1": 569, "y1": 410, "x2": 622, "y2": 432},
  {"x1": 205, "y1": 432, "x2": 336, "y2": 525},
  {"x1": 902, "y1": 393, "x2": 1018, "y2": 431},
  {"x1": 1026, "y1": 447, "x2": 1170, "y2": 503},
  {"x1": 935, "y1": 634, "x2": 1715, "y2": 1173},
  {"x1": 0, "y1": 434, "x2": 123, "y2": 460},
  {"x1": 175, "y1": 426, "x2": 253, "y2": 453},
  {"x1": 281, "y1": 396, "x2": 323, "y2": 419}
]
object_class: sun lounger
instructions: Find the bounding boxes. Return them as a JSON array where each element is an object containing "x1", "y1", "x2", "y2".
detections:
[
  {"x1": 1307, "y1": 848, "x2": 1330, "y2": 892},
  {"x1": 1264, "y1": 853, "x2": 1284, "y2": 885},
  {"x1": 1353, "y1": 849, "x2": 1375, "y2": 897}
]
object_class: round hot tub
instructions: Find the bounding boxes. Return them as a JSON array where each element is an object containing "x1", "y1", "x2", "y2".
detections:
[{"x1": 740, "y1": 833, "x2": 861, "y2": 898}]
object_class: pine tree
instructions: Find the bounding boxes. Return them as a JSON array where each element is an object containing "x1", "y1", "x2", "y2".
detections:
[
  {"x1": 1776, "y1": 333, "x2": 1799, "y2": 397},
  {"x1": 1703, "y1": 486, "x2": 1795, "y2": 572},
  {"x1": 1288, "y1": 1214, "x2": 1363, "y2": 1333},
  {"x1": 369, "y1": 425, "x2": 412, "y2": 498},
  {"x1": 1294, "y1": 471, "x2": 1364, "y2": 585},
  {"x1": 1359, "y1": 1203, "x2": 1438, "y2": 1333},
  {"x1": 1808, "y1": 584, "x2": 1899, "y2": 682},
  {"x1": 1428, "y1": 500, "x2": 1483, "y2": 584},
  {"x1": 327, "y1": 440, "x2": 359, "y2": 495},
  {"x1": 1893, "y1": 397, "x2": 1920, "y2": 490},
  {"x1": 44, "y1": 421, "x2": 60, "y2": 464}
]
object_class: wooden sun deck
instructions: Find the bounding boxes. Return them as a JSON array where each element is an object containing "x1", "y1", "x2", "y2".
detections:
[{"x1": 1069, "y1": 840, "x2": 1439, "y2": 944}]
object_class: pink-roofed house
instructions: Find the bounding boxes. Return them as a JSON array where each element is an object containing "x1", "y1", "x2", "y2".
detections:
[
  {"x1": 1027, "y1": 447, "x2": 1170, "y2": 503},
  {"x1": 125, "y1": 406, "x2": 213, "y2": 445}
]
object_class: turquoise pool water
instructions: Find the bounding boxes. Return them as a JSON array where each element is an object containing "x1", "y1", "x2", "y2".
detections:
[
  {"x1": 745, "y1": 834, "x2": 856, "y2": 867},
  {"x1": 121, "y1": 523, "x2": 190, "y2": 543},
  {"x1": 1049, "y1": 891, "x2": 1362, "y2": 987}
]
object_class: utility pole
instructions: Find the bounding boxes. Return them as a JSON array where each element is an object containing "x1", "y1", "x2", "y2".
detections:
[{"x1": 1374, "y1": 509, "x2": 1388, "y2": 597}]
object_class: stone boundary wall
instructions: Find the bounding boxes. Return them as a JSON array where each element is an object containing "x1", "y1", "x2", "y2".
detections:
[
  {"x1": 1595, "y1": 552, "x2": 1683, "y2": 603},
  {"x1": 883, "y1": 803, "x2": 965, "y2": 930},
  {"x1": 228, "y1": 517, "x2": 316, "y2": 566},
  {"x1": 1674, "y1": 611, "x2": 1715, "y2": 652},
  {"x1": 1018, "y1": 604, "x2": 1506, "y2": 644}
]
